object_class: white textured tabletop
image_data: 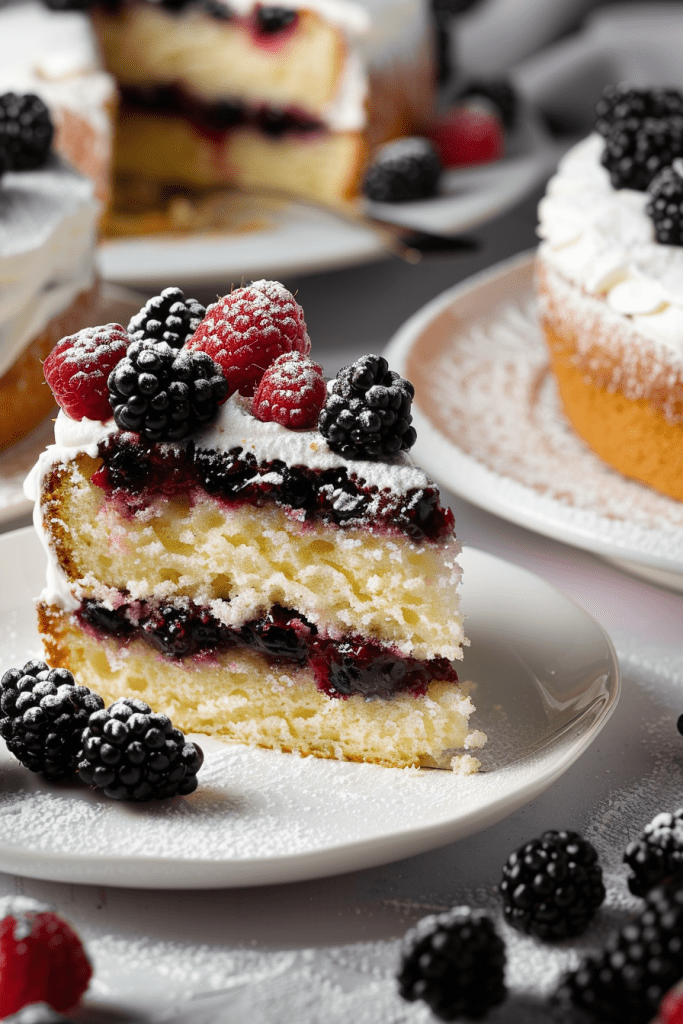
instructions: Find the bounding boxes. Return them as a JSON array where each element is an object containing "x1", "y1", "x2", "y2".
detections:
[{"x1": 3, "y1": 183, "x2": 682, "y2": 1023}]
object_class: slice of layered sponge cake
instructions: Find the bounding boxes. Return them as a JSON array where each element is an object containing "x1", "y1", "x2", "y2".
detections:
[{"x1": 26, "y1": 282, "x2": 484, "y2": 770}]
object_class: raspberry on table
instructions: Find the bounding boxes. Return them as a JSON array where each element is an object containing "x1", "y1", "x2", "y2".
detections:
[
  {"x1": 78, "y1": 697, "x2": 204, "y2": 801},
  {"x1": 647, "y1": 160, "x2": 683, "y2": 245},
  {"x1": 362, "y1": 137, "x2": 442, "y2": 203},
  {"x1": 187, "y1": 280, "x2": 311, "y2": 398},
  {"x1": 0, "y1": 896, "x2": 92, "y2": 1019},
  {"x1": 624, "y1": 808, "x2": 683, "y2": 896},
  {"x1": 319, "y1": 353, "x2": 416, "y2": 459},
  {"x1": 43, "y1": 323, "x2": 130, "y2": 421},
  {"x1": 429, "y1": 104, "x2": 504, "y2": 168},
  {"x1": 0, "y1": 660, "x2": 104, "y2": 781},
  {"x1": 0, "y1": 93, "x2": 54, "y2": 171},
  {"x1": 252, "y1": 351, "x2": 327, "y2": 429},
  {"x1": 602, "y1": 115, "x2": 683, "y2": 191},
  {"x1": 499, "y1": 829, "x2": 605, "y2": 940},
  {"x1": 397, "y1": 906, "x2": 507, "y2": 1021},
  {"x1": 595, "y1": 84, "x2": 683, "y2": 137},
  {"x1": 554, "y1": 883, "x2": 683, "y2": 1024},
  {"x1": 128, "y1": 286, "x2": 206, "y2": 349},
  {"x1": 108, "y1": 338, "x2": 229, "y2": 441}
]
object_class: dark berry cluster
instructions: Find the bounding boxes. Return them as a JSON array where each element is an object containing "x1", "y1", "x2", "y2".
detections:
[
  {"x1": 647, "y1": 160, "x2": 683, "y2": 245},
  {"x1": 500, "y1": 829, "x2": 605, "y2": 940},
  {"x1": 79, "y1": 698, "x2": 203, "y2": 801},
  {"x1": 127, "y1": 287, "x2": 206, "y2": 349},
  {"x1": 362, "y1": 137, "x2": 442, "y2": 203},
  {"x1": 602, "y1": 115, "x2": 683, "y2": 191},
  {"x1": 108, "y1": 338, "x2": 228, "y2": 441},
  {"x1": 458, "y1": 78, "x2": 518, "y2": 129},
  {"x1": 319, "y1": 354, "x2": 417, "y2": 459},
  {"x1": 595, "y1": 85, "x2": 683, "y2": 138},
  {"x1": 0, "y1": 661, "x2": 103, "y2": 781},
  {"x1": 0, "y1": 92, "x2": 53, "y2": 176},
  {"x1": 554, "y1": 883, "x2": 683, "y2": 1024},
  {"x1": 397, "y1": 906, "x2": 506, "y2": 1021},
  {"x1": 624, "y1": 809, "x2": 683, "y2": 896}
]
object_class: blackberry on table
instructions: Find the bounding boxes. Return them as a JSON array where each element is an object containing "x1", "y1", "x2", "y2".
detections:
[
  {"x1": 128, "y1": 287, "x2": 206, "y2": 349},
  {"x1": 397, "y1": 906, "x2": 506, "y2": 1021},
  {"x1": 602, "y1": 116, "x2": 683, "y2": 191},
  {"x1": 362, "y1": 137, "x2": 441, "y2": 203},
  {"x1": 78, "y1": 697, "x2": 204, "y2": 801},
  {"x1": 0, "y1": 93, "x2": 53, "y2": 171},
  {"x1": 0, "y1": 660, "x2": 104, "y2": 781},
  {"x1": 647, "y1": 160, "x2": 683, "y2": 245},
  {"x1": 458, "y1": 78, "x2": 518, "y2": 129},
  {"x1": 108, "y1": 338, "x2": 228, "y2": 441},
  {"x1": 500, "y1": 829, "x2": 605, "y2": 940},
  {"x1": 595, "y1": 84, "x2": 683, "y2": 137},
  {"x1": 319, "y1": 353, "x2": 417, "y2": 460},
  {"x1": 554, "y1": 882, "x2": 683, "y2": 1024},
  {"x1": 625, "y1": 809, "x2": 683, "y2": 897}
]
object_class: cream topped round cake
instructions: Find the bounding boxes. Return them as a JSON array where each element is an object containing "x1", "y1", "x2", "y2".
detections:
[
  {"x1": 536, "y1": 84, "x2": 683, "y2": 501},
  {"x1": 25, "y1": 281, "x2": 484, "y2": 770},
  {"x1": 0, "y1": 98, "x2": 101, "y2": 450}
]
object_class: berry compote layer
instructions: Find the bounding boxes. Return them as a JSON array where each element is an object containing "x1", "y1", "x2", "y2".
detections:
[{"x1": 78, "y1": 598, "x2": 458, "y2": 699}]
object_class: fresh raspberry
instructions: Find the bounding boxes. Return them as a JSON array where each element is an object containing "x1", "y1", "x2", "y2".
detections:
[
  {"x1": 43, "y1": 324, "x2": 129, "y2": 421},
  {"x1": 187, "y1": 280, "x2": 310, "y2": 398},
  {"x1": 252, "y1": 352, "x2": 326, "y2": 429},
  {"x1": 0, "y1": 896, "x2": 92, "y2": 1017},
  {"x1": 429, "y1": 104, "x2": 504, "y2": 167},
  {"x1": 659, "y1": 981, "x2": 683, "y2": 1024}
]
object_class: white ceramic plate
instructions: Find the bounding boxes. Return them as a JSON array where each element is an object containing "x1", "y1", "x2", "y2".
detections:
[
  {"x1": 0, "y1": 526, "x2": 618, "y2": 889},
  {"x1": 384, "y1": 251, "x2": 683, "y2": 587},
  {"x1": 0, "y1": 285, "x2": 144, "y2": 528},
  {"x1": 98, "y1": 112, "x2": 561, "y2": 288}
]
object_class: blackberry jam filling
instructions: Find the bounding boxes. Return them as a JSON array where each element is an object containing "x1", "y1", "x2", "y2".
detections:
[
  {"x1": 78, "y1": 599, "x2": 458, "y2": 699},
  {"x1": 93, "y1": 432, "x2": 454, "y2": 541}
]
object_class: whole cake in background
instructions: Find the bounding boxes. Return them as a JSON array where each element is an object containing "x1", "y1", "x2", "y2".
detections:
[
  {"x1": 24, "y1": 281, "x2": 485, "y2": 771},
  {"x1": 0, "y1": 92, "x2": 101, "y2": 450},
  {"x1": 536, "y1": 84, "x2": 683, "y2": 502}
]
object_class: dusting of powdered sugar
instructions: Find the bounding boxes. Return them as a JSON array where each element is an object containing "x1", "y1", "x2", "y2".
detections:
[{"x1": 0, "y1": 894, "x2": 53, "y2": 940}]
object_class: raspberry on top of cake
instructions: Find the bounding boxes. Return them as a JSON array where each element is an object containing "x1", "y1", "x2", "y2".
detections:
[
  {"x1": 536, "y1": 84, "x2": 683, "y2": 502},
  {"x1": 26, "y1": 280, "x2": 485, "y2": 771}
]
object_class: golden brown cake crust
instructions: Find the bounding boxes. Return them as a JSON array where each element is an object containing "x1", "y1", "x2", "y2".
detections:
[{"x1": 0, "y1": 283, "x2": 101, "y2": 451}]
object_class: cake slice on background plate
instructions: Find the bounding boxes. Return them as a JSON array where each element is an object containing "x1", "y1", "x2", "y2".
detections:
[{"x1": 25, "y1": 281, "x2": 485, "y2": 770}]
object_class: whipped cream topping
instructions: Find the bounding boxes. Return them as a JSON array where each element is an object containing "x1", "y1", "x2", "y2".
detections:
[
  {"x1": 0, "y1": 157, "x2": 99, "y2": 380},
  {"x1": 537, "y1": 133, "x2": 683, "y2": 351},
  {"x1": 25, "y1": 395, "x2": 438, "y2": 610},
  {"x1": 0, "y1": 0, "x2": 115, "y2": 138}
]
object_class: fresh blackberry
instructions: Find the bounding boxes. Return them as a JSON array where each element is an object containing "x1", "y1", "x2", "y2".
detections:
[
  {"x1": 458, "y1": 78, "x2": 518, "y2": 129},
  {"x1": 647, "y1": 160, "x2": 683, "y2": 245},
  {"x1": 595, "y1": 84, "x2": 683, "y2": 137},
  {"x1": 362, "y1": 137, "x2": 441, "y2": 203},
  {"x1": 256, "y1": 6, "x2": 297, "y2": 32},
  {"x1": 0, "y1": 93, "x2": 54, "y2": 171},
  {"x1": 397, "y1": 906, "x2": 506, "y2": 1021},
  {"x1": 128, "y1": 287, "x2": 206, "y2": 349},
  {"x1": 624, "y1": 809, "x2": 683, "y2": 897},
  {"x1": 554, "y1": 882, "x2": 683, "y2": 1024},
  {"x1": 0, "y1": 660, "x2": 104, "y2": 781},
  {"x1": 108, "y1": 339, "x2": 228, "y2": 441},
  {"x1": 319, "y1": 354, "x2": 417, "y2": 460},
  {"x1": 78, "y1": 697, "x2": 204, "y2": 801},
  {"x1": 602, "y1": 116, "x2": 683, "y2": 191},
  {"x1": 500, "y1": 829, "x2": 605, "y2": 940}
]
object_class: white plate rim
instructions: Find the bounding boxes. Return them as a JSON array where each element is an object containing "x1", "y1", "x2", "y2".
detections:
[
  {"x1": 384, "y1": 249, "x2": 683, "y2": 576},
  {"x1": 0, "y1": 526, "x2": 619, "y2": 888}
]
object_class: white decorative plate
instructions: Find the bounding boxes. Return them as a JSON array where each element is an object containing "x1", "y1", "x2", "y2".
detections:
[
  {"x1": 0, "y1": 526, "x2": 618, "y2": 888},
  {"x1": 98, "y1": 112, "x2": 561, "y2": 288},
  {"x1": 384, "y1": 251, "x2": 683, "y2": 587},
  {"x1": 0, "y1": 285, "x2": 144, "y2": 527}
]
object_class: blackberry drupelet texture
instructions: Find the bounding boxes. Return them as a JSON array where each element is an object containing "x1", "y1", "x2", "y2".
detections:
[
  {"x1": 0, "y1": 660, "x2": 104, "y2": 781},
  {"x1": 595, "y1": 85, "x2": 683, "y2": 138},
  {"x1": 128, "y1": 287, "x2": 206, "y2": 349},
  {"x1": 647, "y1": 161, "x2": 683, "y2": 245},
  {"x1": 0, "y1": 92, "x2": 54, "y2": 170},
  {"x1": 602, "y1": 116, "x2": 683, "y2": 191},
  {"x1": 397, "y1": 906, "x2": 506, "y2": 1021},
  {"x1": 499, "y1": 829, "x2": 605, "y2": 940},
  {"x1": 362, "y1": 137, "x2": 441, "y2": 203},
  {"x1": 624, "y1": 809, "x2": 683, "y2": 897},
  {"x1": 78, "y1": 697, "x2": 204, "y2": 801}
]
